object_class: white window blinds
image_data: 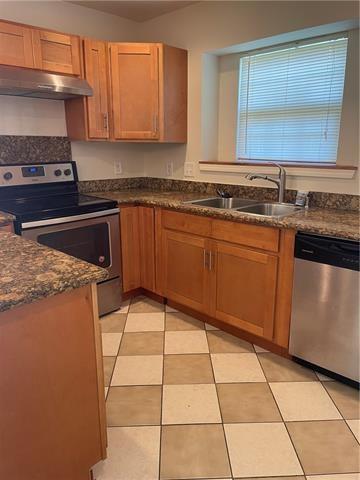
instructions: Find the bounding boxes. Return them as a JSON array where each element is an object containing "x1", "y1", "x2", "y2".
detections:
[{"x1": 237, "y1": 35, "x2": 348, "y2": 163}]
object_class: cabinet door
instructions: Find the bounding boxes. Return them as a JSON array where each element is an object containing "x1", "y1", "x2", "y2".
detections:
[
  {"x1": 84, "y1": 39, "x2": 109, "y2": 139},
  {"x1": 0, "y1": 21, "x2": 34, "y2": 68},
  {"x1": 138, "y1": 206, "x2": 156, "y2": 292},
  {"x1": 211, "y1": 242, "x2": 278, "y2": 339},
  {"x1": 32, "y1": 29, "x2": 81, "y2": 75},
  {"x1": 110, "y1": 43, "x2": 159, "y2": 140},
  {"x1": 120, "y1": 207, "x2": 141, "y2": 292},
  {"x1": 162, "y1": 229, "x2": 210, "y2": 314}
]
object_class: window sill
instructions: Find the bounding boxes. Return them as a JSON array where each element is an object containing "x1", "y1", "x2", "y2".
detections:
[{"x1": 199, "y1": 161, "x2": 357, "y2": 179}]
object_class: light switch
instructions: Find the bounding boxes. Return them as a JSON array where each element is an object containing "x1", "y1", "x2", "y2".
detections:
[{"x1": 114, "y1": 160, "x2": 123, "y2": 175}]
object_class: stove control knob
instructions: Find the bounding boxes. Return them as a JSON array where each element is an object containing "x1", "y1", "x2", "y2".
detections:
[
  {"x1": 54, "y1": 169, "x2": 62, "y2": 177},
  {"x1": 3, "y1": 171, "x2": 13, "y2": 181},
  {"x1": 64, "y1": 168, "x2": 72, "y2": 176}
]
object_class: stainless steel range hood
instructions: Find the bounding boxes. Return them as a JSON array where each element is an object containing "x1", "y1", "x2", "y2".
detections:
[{"x1": 0, "y1": 65, "x2": 93, "y2": 100}]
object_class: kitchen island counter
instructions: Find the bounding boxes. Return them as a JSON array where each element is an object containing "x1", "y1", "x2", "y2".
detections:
[{"x1": 0, "y1": 231, "x2": 108, "y2": 312}]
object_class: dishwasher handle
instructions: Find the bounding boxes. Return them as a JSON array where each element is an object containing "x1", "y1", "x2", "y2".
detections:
[{"x1": 295, "y1": 233, "x2": 359, "y2": 271}]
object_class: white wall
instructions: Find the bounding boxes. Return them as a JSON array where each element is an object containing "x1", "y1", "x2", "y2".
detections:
[
  {"x1": 138, "y1": 1, "x2": 359, "y2": 194},
  {"x1": 0, "y1": 1, "x2": 145, "y2": 180}
]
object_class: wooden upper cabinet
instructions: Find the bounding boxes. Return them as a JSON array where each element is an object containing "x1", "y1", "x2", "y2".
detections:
[
  {"x1": 211, "y1": 242, "x2": 278, "y2": 340},
  {"x1": 110, "y1": 43, "x2": 160, "y2": 140},
  {"x1": 32, "y1": 29, "x2": 81, "y2": 75},
  {"x1": 84, "y1": 39, "x2": 109, "y2": 139},
  {"x1": 0, "y1": 20, "x2": 34, "y2": 68}
]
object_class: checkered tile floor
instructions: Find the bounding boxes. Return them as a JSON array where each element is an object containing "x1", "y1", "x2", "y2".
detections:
[{"x1": 93, "y1": 295, "x2": 360, "y2": 480}]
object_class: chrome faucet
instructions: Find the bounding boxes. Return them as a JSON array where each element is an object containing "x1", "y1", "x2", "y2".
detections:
[{"x1": 246, "y1": 162, "x2": 287, "y2": 203}]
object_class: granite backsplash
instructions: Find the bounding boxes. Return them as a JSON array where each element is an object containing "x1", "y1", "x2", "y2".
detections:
[
  {"x1": 79, "y1": 177, "x2": 359, "y2": 211},
  {"x1": 0, "y1": 136, "x2": 71, "y2": 164}
]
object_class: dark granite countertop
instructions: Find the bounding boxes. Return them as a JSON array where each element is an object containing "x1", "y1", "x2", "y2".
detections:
[
  {"x1": 0, "y1": 211, "x2": 14, "y2": 227},
  {"x1": 0, "y1": 232, "x2": 108, "y2": 313},
  {"x1": 92, "y1": 189, "x2": 360, "y2": 241}
]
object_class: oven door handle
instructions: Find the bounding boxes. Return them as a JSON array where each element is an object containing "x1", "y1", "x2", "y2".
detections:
[{"x1": 21, "y1": 208, "x2": 120, "y2": 229}]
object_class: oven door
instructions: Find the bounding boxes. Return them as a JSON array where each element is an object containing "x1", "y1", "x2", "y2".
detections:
[{"x1": 21, "y1": 211, "x2": 121, "y2": 280}]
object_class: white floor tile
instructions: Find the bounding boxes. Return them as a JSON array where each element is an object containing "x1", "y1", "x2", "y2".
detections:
[
  {"x1": 162, "y1": 384, "x2": 221, "y2": 424},
  {"x1": 93, "y1": 426, "x2": 160, "y2": 480},
  {"x1": 224, "y1": 422, "x2": 303, "y2": 477},
  {"x1": 102, "y1": 333, "x2": 122, "y2": 356},
  {"x1": 125, "y1": 312, "x2": 165, "y2": 332},
  {"x1": 270, "y1": 382, "x2": 342, "y2": 421},
  {"x1": 111, "y1": 355, "x2": 163, "y2": 386}
]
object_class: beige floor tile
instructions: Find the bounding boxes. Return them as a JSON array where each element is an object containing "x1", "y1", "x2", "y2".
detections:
[
  {"x1": 129, "y1": 295, "x2": 164, "y2": 313},
  {"x1": 346, "y1": 419, "x2": 360, "y2": 442},
  {"x1": 125, "y1": 312, "x2": 165, "y2": 332},
  {"x1": 119, "y1": 332, "x2": 164, "y2": 355},
  {"x1": 93, "y1": 426, "x2": 160, "y2": 480},
  {"x1": 253, "y1": 344, "x2": 269, "y2": 353},
  {"x1": 306, "y1": 474, "x2": 360, "y2": 480},
  {"x1": 258, "y1": 353, "x2": 318, "y2": 382},
  {"x1": 162, "y1": 384, "x2": 221, "y2": 424},
  {"x1": 163, "y1": 354, "x2": 214, "y2": 384},
  {"x1": 287, "y1": 420, "x2": 360, "y2": 474},
  {"x1": 101, "y1": 333, "x2": 122, "y2": 356},
  {"x1": 270, "y1": 382, "x2": 342, "y2": 421},
  {"x1": 217, "y1": 383, "x2": 282, "y2": 423},
  {"x1": 100, "y1": 313, "x2": 127, "y2": 333},
  {"x1": 165, "y1": 305, "x2": 178, "y2": 312},
  {"x1": 211, "y1": 353, "x2": 266, "y2": 383},
  {"x1": 205, "y1": 322, "x2": 219, "y2": 330},
  {"x1": 164, "y1": 331, "x2": 209, "y2": 354},
  {"x1": 323, "y1": 382, "x2": 360, "y2": 419},
  {"x1": 106, "y1": 386, "x2": 161, "y2": 426},
  {"x1": 104, "y1": 387, "x2": 108, "y2": 398},
  {"x1": 224, "y1": 422, "x2": 303, "y2": 477},
  {"x1": 112, "y1": 299, "x2": 130, "y2": 314},
  {"x1": 207, "y1": 330, "x2": 254, "y2": 353},
  {"x1": 316, "y1": 371, "x2": 335, "y2": 381},
  {"x1": 160, "y1": 424, "x2": 231, "y2": 479},
  {"x1": 111, "y1": 355, "x2": 163, "y2": 386},
  {"x1": 103, "y1": 356, "x2": 116, "y2": 386},
  {"x1": 165, "y1": 312, "x2": 205, "y2": 331}
]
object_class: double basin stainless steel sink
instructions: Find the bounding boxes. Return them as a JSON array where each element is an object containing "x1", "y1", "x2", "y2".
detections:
[{"x1": 186, "y1": 197, "x2": 303, "y2": 218}]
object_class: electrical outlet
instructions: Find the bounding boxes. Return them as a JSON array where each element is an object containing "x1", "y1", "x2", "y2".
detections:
[
  {"x1": 166, "y1": 161, "x2": 173, "y2": 177},
  {"x1": 114, "y1": 160, "x2": 122, "y2": 176},
  {"x1": 184, "y1": 162, "x2": 194, "y2": 177}
]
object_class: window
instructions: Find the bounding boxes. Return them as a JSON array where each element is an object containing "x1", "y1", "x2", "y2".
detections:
[{"x1": 236, "y1": 35, "x2": 348, "y2": 164}]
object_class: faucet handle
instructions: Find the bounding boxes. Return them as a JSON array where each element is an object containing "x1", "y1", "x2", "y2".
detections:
[{"x1": 216, "y1": 188, "x2": 232, "y2": 198}]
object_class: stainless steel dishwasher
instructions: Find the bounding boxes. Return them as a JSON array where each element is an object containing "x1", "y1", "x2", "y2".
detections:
[{"x1": 289, "y1": 232, "x2": 359, "y2": 384}]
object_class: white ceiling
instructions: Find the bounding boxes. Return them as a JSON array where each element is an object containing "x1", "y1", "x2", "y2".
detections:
[{"x1": 70, "y1": 1, "x2": 197, "y2": 22}]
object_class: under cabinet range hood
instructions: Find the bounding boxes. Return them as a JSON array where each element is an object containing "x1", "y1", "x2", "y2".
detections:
[{"x1": 0, "y1": 65, "x2": 93, "y2": 100}]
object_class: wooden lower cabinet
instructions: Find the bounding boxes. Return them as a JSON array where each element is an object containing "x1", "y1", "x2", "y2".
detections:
[
  {"x1": 120, "y1": 206, "x2": 156, "y2": 293},
  {"x1": 159, "y1": 210, "x2": 295, "y2": 348},
  {"x1": 0, "y1": 285, "x2": 106, "y2": 480},
  {"x1": 210, "y1": 241, "x2": 278, "y2": 339},
  {"x1": 120, "y1": 206, "x2": 294, "y2": 348},
  {"x1": 161, "y1": 229, "x2": 211, "y2": 314}
]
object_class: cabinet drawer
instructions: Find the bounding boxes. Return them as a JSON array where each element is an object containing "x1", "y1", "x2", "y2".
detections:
[
  {"x1": 212, "y1": 219, "x2": 279, "y2": 252},
  {"x1": 161, "y1": 210, "x2": 212, "y2": 237}
]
